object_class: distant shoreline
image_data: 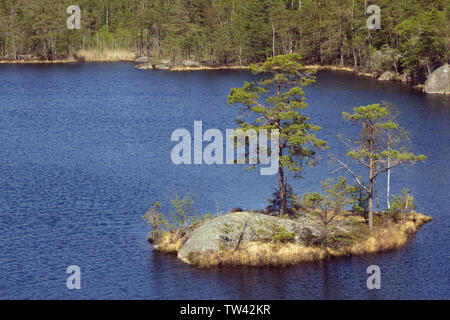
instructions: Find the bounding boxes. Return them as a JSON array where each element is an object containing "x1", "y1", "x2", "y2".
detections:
[
  {"x1": 0, "y1": 59, "x2": 393, "y2": 79},
  {"x1": 0, "y1": 58, "x2": 379, "y2": 78},
  {"x1": 165, "y1": 64, "x2": 375, "y2": 77},
  {"x1": 0, "y1": 58, "x2": 135, "y2": 64},
  {"x1": 0, "y1": 59, "x2": 78, "y2": 64},
  {"x1": 0, "y1": 58, "x2": 373, "y2": 76},
  {"x1": 0, "y1": 58, "x2": 399, "y2": 78},
  {"x1": 0, "y1": 58, "x2": 426, "y2": 92}
]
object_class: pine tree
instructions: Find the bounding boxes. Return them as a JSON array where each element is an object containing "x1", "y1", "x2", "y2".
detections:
[{"x1": 228, "y1": 54, "x2": 326, "y2": 215}]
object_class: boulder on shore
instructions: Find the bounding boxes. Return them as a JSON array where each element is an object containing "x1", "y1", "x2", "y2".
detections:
[
  {"x1": 378, "y1": 71, "x2": 396, "y2": 81},
  {"x1": 135, "y1": 62, "x2": 171, "y2": 70},
  {"x1": 424, "y1": 64, "x2": 450, "y2": 94},
  {"x1": 181, "y1": 60, "x2": 201, "y2": 67},
  {"x1": 155, "y1": 64, "x2": 170, "y2": 70},
  {"x1": 135, "y1": 56, "x2": 148, "y2": 63}
]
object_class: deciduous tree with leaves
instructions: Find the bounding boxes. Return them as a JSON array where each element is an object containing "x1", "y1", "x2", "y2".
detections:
[{"x1": 143, "y1": 201, "x2": 167, "y2": 240}]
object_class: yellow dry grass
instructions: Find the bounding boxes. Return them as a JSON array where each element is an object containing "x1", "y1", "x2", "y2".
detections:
[
  {"x1": 330, "y1": 213, "x2": 432, "y2": 257},
  {"x1": 0, "y1": 59, "x2": 76, "y2": 64},
  {"x1": 188, "y1": 242, "x2": 329, "y2": 268},
  {"x1": 304, "y1": 64, "x2": 374, "y2": 77},
  {"x1": 75, "y1": 49, "x2": 135, "y2": 62},
  {"x1": 150, "y1": 231, "x2": 186, "y2": 254},
  {"x1": 170, "y1": 65, "x2": 249, "y2": 71},
  {"x1": 0, "y1": 49, "x2": 135, "y2": 63}
]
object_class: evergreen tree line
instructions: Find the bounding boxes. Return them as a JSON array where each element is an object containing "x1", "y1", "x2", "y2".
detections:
[{"x1": 0, "y1": 0, "x2": 448, "y2": 81}]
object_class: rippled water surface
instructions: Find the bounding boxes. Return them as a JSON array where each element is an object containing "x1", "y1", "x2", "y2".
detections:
[{"x1": 0, "y1": 63, "x2": 449, "y2": 299}]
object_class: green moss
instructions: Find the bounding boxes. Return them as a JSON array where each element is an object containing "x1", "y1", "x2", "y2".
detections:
[
  {"x1": 272, "y1": 226, "x2": 296, "y2": 243},
  {"x1": 220, "y1": 222, "x2": 235, "y2": 235}
]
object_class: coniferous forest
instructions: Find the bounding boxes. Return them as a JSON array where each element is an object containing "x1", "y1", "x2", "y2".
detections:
[{"x1": 0, "y1": 0, "x2": 448, "y2": 82}]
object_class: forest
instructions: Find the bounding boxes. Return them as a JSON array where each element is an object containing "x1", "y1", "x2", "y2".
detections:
[{"x1": 0, "y1": 0, "x2": 448, "y2": 82}]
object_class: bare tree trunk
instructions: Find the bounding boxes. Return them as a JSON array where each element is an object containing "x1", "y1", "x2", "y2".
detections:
[
  {"x1": 238, "y1": 41, "x2": 243, "y2": 67},
  {"x1": 403, "y1": 193, "x2": 410, "y2": 224},
  {"x1": 272, "y1": 21, "x2": 276, "y2": 58},
  {"x1": 426, "y1": 59, "x2": 432, "y2": 75},
  {"x1": 393, "y1": 53, "x2": 398, "y2": 73},
  {"x1": 277, "y1": 84, "x2": 286, "y2": 216},
  {"x1": 387, "y1": 131, "x2": 391, "y2": 209},
  {"x1": 351, "y1": 0, "x2": 357, "y2": 69},
  {"x1": 235, "y1": 220, "x2": 248, "y2": 250},
  {"x1": 368, "y1": 139, "x2": 374, "y2": 229},
  {"x1": 386, "y1": 166, "x2": 391, "y2": 209},
  {"x1": 328, "y1": 22, "x2": 331, "y2": 60},
  {"x1": 278, "y1": 150, "x2": 286, "y2": 216},
  {"x1": 368, "y1": 180, "x2": 373, "y2": 229},
  {"x1": 374, "y1": 177, "x2": 380, "y2": 213},
  {"x1": 358, "y1": 47, "x2": 362, "y2": 69}
]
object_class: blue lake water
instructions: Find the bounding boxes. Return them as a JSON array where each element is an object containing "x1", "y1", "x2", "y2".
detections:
[{"x1": 0, "y1": 62, "x2": 449, "y2": 299}]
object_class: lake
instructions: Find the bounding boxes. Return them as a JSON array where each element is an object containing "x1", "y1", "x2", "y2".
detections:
[{"x1": 0, "y1": 63, "x2": 449, "y2": 299}]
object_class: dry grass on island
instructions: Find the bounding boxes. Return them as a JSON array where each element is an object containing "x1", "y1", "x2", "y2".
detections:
[
  {"x1": 148, "y1": 210, "x2": 432, "y2": 268},
  {"x1": 192, "y1": 214, "x2": 431, "y2": 268}
]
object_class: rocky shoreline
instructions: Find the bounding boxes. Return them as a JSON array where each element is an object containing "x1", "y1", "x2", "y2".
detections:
[
  {"x1": 2, "y1": 55, "x2": 448, "y2": 94},
  {"x1": 134, "y1": 57, "x2": 449, "y2": 95}
]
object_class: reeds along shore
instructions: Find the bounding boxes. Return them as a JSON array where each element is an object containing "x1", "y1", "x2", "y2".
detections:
[
  {"x1": 151, "y1": 213, "x2": 432, "y2": 268},
  {"x1": 0, "y1": 49, "x2": 135, "y2": 63},
  {"x1": 75, "y1": 49, "x2": 135, "y2": 61}
]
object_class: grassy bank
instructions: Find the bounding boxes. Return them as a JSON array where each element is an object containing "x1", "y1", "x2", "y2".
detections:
[{"x1": 150, "y1": 212, "x2": 432, "y2": 268}]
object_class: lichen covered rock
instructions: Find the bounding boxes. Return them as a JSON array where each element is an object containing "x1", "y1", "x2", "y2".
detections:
[
  {"x1": 378, "y1": 71, "x2": 396, "y2": 81},
  {"x1": 177, "y1": 212, "x2": 327, "y2": 263}
]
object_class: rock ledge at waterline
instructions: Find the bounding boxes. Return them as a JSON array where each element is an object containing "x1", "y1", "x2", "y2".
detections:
[{"x1": 149, "y1": 211, "x2": 431, "y2": 267}]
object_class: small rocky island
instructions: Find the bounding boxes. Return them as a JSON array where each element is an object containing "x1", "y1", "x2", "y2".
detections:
[
  {"x1": 149, "y1": 210, "x2": 431, "y2": 267},
  {"x1": 144, "y1": 54, "x2": 432, "y2": 268}
]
